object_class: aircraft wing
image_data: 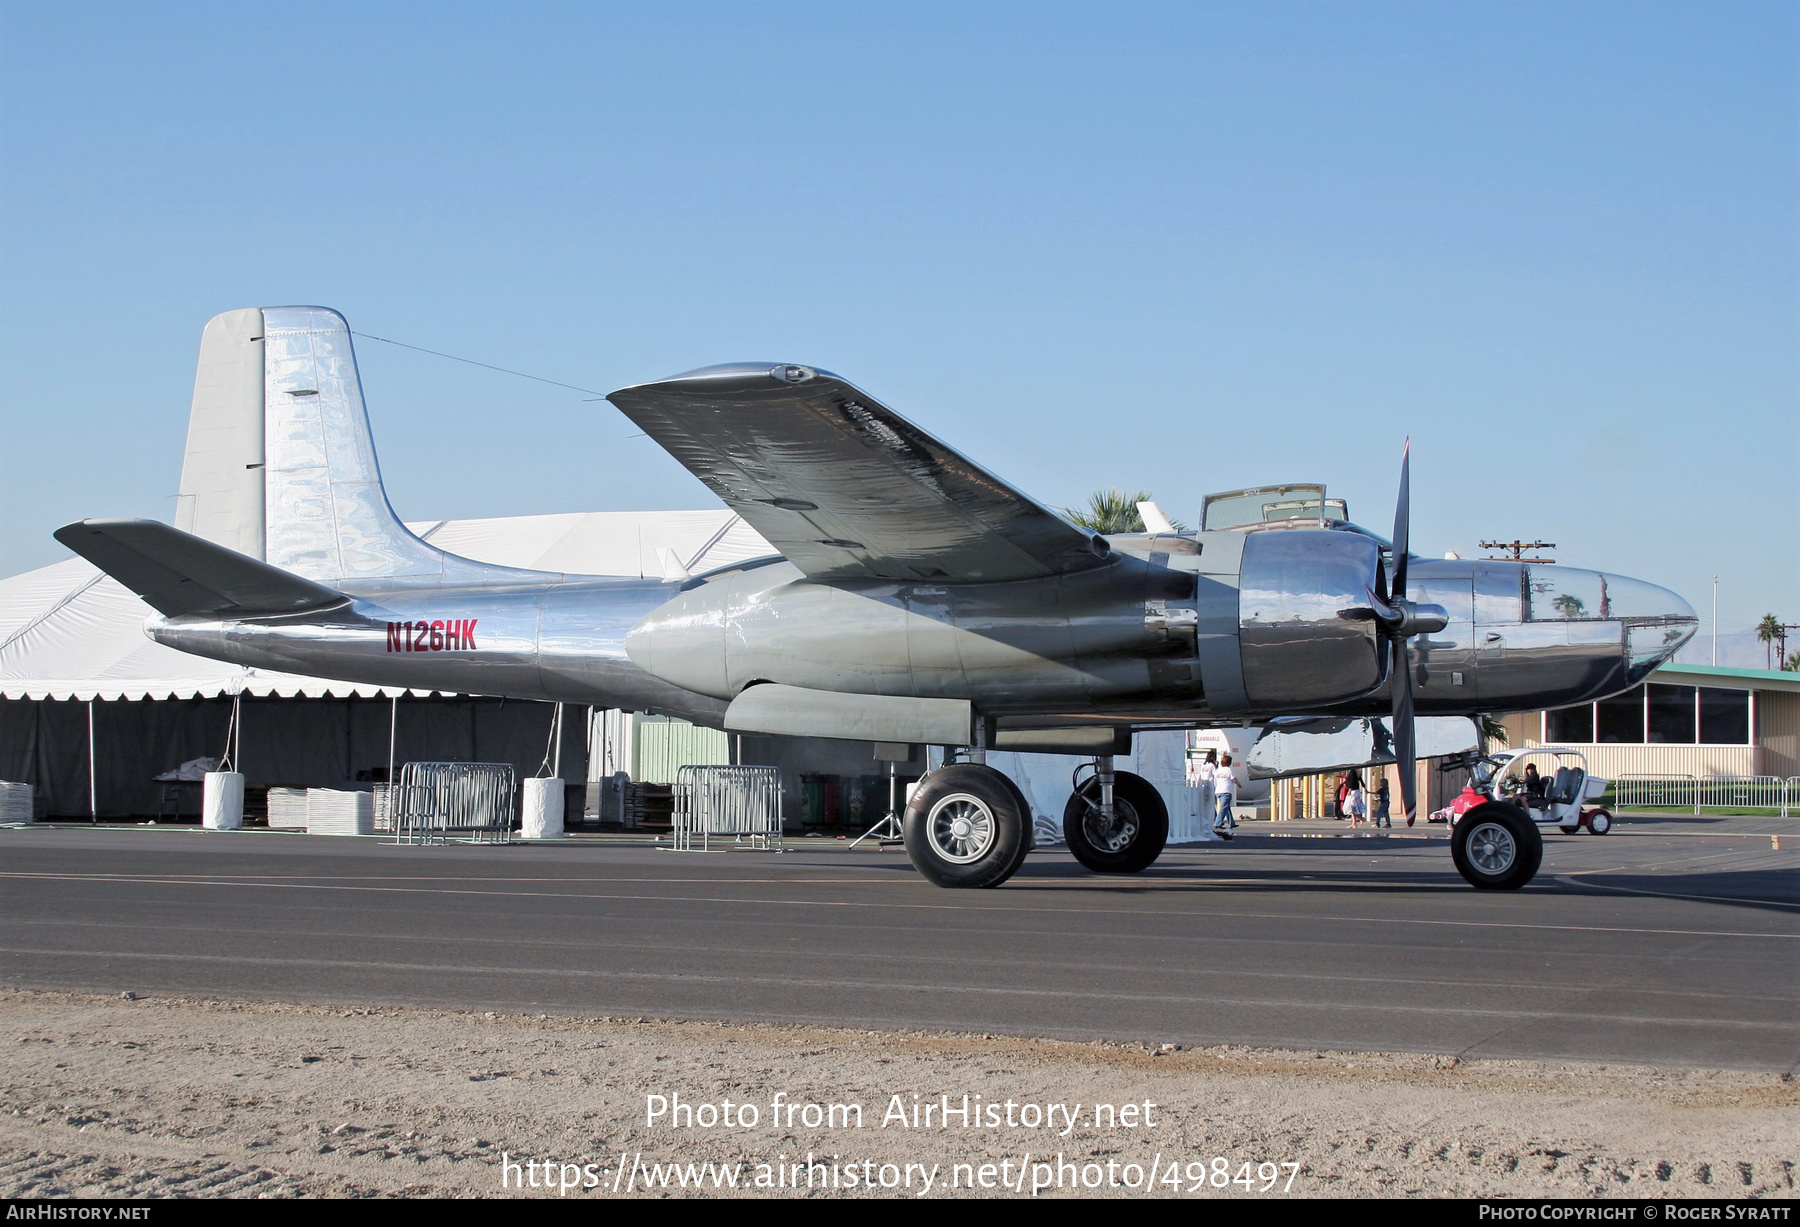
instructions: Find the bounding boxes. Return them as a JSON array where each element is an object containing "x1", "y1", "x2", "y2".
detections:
[
  {"x1": 607, "y1": 364, "x2": 1107, "y2": 582},
  {"x1": 55, "y1": 519, "x2": 347, "y2": 618}
]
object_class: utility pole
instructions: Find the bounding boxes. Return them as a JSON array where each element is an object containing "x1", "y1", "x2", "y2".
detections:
[
  {"x1": 1479, "y1": 539, "x2": 1556, "y2": 564},
  {"x1": 1775, "y1": 623, "x2": 1800, "y2": 670},
  {"x1": 1713, "y1": 576, "x2": 1718, "y2": 666}
]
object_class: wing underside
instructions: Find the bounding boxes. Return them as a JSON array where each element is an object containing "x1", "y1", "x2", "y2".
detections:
[{"x1": 607, "y1": 364, "x2": 1106, "y2": 583}]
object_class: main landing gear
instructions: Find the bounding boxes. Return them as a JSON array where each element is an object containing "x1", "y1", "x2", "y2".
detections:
[
  {"x1": 902, "y1": 753, "x2": 1170, "y2": 889},
  {"x1": 1062, "y1": 758, "x2": 1169, "y2": 874}
]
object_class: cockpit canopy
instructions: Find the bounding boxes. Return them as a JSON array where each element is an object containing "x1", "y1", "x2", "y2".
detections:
[{"x1": 1201, "y1": 484, "x2": 1348, "y2": 532}]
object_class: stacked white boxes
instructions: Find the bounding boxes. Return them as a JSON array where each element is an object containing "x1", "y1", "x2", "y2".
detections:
[
  {"x1": 0, "y1": 782, "x2": 33, "y2": 824},
  {"x1": 264, "y1": 788, "x2": 308, "y2": 829},
  {"x1": 306, "y1": 789, "x2": 374, "y2": 836}
]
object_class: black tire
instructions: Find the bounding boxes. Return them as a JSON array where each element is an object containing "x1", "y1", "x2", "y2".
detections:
[
  {"x1": 1450, "y1": 802, "x2": 1542, "y2": 890},
  {"x1": 1062, "y1": 770, "x2": 1169, "y2": 874},
  {"x1": 1588, "y1": 810, "x2": 1612, "y2": 835},
  {"x1": 903, "y1": 764, "x2": 1028, "y2": 889},
  {"x1": 992, "y1": 771, "x2": 1035, "y2": 885}
]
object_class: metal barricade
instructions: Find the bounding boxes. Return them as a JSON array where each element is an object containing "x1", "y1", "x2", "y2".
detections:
[
  {"x1": 1613, "y1": 774, "x2": 1794, "y2": 816},
  {"x1": 1699, "y1": 775, "x2": 1784, "y2": 814},
  {"x1": 1611, "y1": 774, "x2": 1697, "y2": 813},
  {"x1": 393, "y1": 762, "x2": 517, "y2": 844},
  {"x1": 671, "y1": 765, "x2": 784, "y2": 852}
]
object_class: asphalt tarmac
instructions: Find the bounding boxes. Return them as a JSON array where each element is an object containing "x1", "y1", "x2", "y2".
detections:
[{"x1": 2, "y1": 813, "x2": 1795, "y2": 1072}]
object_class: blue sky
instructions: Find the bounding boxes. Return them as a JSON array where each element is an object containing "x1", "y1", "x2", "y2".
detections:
[{"x1": 2, "y1": 1, "x2": 1794, "y2": 632}]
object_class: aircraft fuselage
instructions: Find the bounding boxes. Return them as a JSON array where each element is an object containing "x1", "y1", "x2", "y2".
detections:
[{"x1": 148, "y1": 525, "x2": 1696, "y2": 732}]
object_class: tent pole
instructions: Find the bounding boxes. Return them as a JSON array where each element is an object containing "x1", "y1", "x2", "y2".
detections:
[
  {"x1": 87, "y1": 699, "x2": 97, "y2": 824},
  {"x1": 386, "y1": 694, "x2": 398, "y2": 834}
]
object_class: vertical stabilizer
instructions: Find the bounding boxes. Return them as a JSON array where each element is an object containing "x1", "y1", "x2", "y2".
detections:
[
  {"x1": 261, "y1": 306, "x2": 464, "y2": 585},
  {"x1": 175, "y1": 308, "x2": 266, "y2": 558}
]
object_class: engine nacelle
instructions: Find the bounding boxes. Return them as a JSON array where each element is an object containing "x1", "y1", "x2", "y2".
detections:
[{"x1": 1237, "y1": 530, "x2": 1385, "y2": 709}]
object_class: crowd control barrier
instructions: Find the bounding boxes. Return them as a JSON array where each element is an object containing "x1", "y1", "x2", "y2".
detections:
[
  {"x1": 671, "y1": 765, "x2": 784, "y2": 852},
  {"x1": 1611, "y1": 774, "x2": 1797, "y2": 817},
  {"x1": 393, "y1": 762, "x2": 517, "y2": 844}
]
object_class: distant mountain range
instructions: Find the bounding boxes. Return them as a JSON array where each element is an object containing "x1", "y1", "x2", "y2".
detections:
[{"x1": 1675, "y1": 629, "x2": 1795, "y2": 672}]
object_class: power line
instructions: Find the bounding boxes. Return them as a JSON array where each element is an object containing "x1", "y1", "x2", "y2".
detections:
[
  {"x1": 1478, "y1": 538, "x2": 1556, "y2": 564},
  {"x1": 351, "y1": 330, "x2": 610, "y2": 399}
]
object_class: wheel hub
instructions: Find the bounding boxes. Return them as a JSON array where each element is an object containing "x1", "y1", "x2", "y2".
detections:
[
  {"x1": 1466, "y1": 821, "x2": 1517, "y2": 875},
  {"x1": 1083, "y1": 796, "x2": 1139, "y2": 853},
  {"x1": 927, "y1": 795, "x2": 996, "y2": 864}
]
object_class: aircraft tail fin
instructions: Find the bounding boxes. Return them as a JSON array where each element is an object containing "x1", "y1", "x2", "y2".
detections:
[
  {"x1": 54, "y1": 519, "x2": 346, "y2": 618},
  {"x1": 173, "y1": 306, "x2": 536, "y2": 587},
  {"x1": 260, "y1": 306, "x2": 459, "y2": 584}
]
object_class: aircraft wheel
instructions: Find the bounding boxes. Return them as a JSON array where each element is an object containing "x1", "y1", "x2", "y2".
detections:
[
  {"x1": 903, "y1": 764, "x2": 1028, "y2": 889},
  {"x1": 1062, "y1": 770, "x2": 1169, "y2": 874},
  {"x1": 1588, "y1": 810, "x2": 1612, "y2": 835},
  {"x1": 1450, "y1": 802, "x2": 1542, "y2": 890},
  {"x1": 995, "y1": 772, "x2": 1035, "y2": 884}
]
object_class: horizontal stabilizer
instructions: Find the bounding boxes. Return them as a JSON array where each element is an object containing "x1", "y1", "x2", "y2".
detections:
[{"x1": 54, "y1": 519, "x2": 346, "y2": 618}]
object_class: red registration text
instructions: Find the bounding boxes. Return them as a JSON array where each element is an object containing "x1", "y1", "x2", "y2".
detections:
[{"x1": 386, "y1": 619, "x2": 479, "y2": 652}]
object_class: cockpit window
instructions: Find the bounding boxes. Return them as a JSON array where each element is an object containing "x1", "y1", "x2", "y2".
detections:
[{"x1": 1201, "y1": 485, "x2": 1349, "y2": 531}]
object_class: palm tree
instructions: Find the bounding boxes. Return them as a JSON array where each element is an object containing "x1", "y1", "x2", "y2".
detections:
[
  {"x1": 1786, "y1": 650, "x2": 1800, "y2": 674},
  {"x1": 1552, "y1": 594, "x2": 1586, "y2": 619},
  {"x1": 1757, "y1": 614, "x2": 1781, "y2": 670},
  {"x1": 1064, "y1": 489, "x2": 1184, "y2": 534},
  {"x1": 1478, "y1": 713, "x2": 1509, "y2": 752}
]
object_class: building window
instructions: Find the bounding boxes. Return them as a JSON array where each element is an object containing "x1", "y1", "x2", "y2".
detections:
[
  {"x1": 1647, "y1": 683, "x2": 1696, "y2": 744},
  {"x1": 1698, "y1": 688, "x2": 1750, "y2": 745},
  {"x1": 1547, "y1": 704, "x2": 1594, "y2": 743},
  {"x1": 1596, "y1": 685, "x2": 1645, "y2": 743}
]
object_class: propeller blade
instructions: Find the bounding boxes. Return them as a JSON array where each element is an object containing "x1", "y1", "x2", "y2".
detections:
[
  {"x1": 1392, "y1": 635, "x2": 1416, "y2": 823},
  {"x1": 1390, "y1": 438, "x2": 1411, "y2": 601}
]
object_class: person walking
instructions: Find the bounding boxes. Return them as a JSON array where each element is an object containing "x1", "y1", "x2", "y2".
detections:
[
  {"x1": 1373, "y1": 775, "x2": 1391, "y2": 828},
  {"x1": 1212, "y1": 754, "x2": 1241, "y2": 837},
  {"x1": 1345, "y1": 767, "x2": 1367, "y2": 827}
]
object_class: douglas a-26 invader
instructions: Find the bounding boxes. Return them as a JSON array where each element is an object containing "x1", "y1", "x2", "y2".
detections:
[{"x1": 58, "y1": 307, "x2": 1697, "y2": 890}]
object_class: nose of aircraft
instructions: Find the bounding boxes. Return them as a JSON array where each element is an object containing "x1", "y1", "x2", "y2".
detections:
[{"x1": 1606, "y1": 572, "x2": 1698, "y2": 682}]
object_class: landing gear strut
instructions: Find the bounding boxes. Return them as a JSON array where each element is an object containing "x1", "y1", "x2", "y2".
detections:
[{"x1": 1063, "y1": 756, "x2": 1169, "y2": 874}]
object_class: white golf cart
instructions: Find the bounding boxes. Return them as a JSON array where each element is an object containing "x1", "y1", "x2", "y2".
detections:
[{"x1": 1465, "y1": 748, "x2": 1614, "y2": 835}]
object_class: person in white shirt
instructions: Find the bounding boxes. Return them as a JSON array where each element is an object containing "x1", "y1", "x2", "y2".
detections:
[{"x1": 1212, "y1": 754, "x2": 1241, "y2": 833}]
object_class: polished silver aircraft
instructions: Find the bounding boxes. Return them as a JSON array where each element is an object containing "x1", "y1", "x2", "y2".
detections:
[{"x1": 58, "y1": 307, "x2": 1698, "y2": 890}]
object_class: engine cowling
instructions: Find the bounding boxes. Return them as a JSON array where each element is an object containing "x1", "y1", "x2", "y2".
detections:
[{"x1": 1237, "y1": 529, "x2": 1384, "y2": 709}]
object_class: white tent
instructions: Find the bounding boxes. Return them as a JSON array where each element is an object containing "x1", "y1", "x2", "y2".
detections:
[{"x1": 0, "y1": 510, "x2": 771, "y2": 701}]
